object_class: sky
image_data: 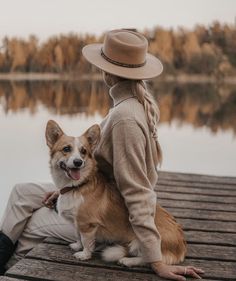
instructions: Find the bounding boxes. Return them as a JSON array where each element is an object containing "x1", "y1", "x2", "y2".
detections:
[{"x1": 0, "y1": 0, "x2": 235, "y2": 41}]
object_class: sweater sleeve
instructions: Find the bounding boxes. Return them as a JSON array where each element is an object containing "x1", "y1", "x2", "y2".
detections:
[{"x1": 111, "y1": 119, "x2": 162, "y2": 263}]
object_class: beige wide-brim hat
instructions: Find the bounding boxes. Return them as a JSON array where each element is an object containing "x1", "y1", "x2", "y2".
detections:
[{"x1": 82, "y1": 29, "x2": 163, "y2": 80}]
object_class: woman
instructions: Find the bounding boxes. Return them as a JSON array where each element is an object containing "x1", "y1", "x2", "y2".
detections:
[{"x1": 0, "y1": 29, "x2": 204, "y2": 280}]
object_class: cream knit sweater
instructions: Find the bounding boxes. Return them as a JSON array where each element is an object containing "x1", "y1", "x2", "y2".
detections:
[{"x1": 94, "y1": 80, "x2": 162, "y2": 263}]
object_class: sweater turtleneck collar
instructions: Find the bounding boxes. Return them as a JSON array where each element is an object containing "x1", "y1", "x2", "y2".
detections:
[{"x1": 109, "y1": 80, "x2": 136, "y2": 107}]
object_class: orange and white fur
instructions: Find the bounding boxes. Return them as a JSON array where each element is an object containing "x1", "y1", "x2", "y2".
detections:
[{"x1": 46, "y1": 120, "x2": 187, "y2": 267}]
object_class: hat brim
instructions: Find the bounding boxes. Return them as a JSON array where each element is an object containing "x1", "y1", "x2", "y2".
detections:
[{"x1": 82, "y1": 44, "x2": 163, "y2": 80}]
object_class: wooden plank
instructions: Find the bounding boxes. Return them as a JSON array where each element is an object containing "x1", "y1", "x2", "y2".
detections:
[
  {"x1": 156, "y1": 183, "x2": 236, "y2": 195},
  {"x1": 159, "y1": 198, "x2": 236, "y2": 212},
  {"x1": 157, "y1": 191, "x2": 236, "y2": 204},
  {"x1": 157, "y1": 180, "x2": 236, "y2": 191},
  {"x1": 166, "y1": 180, "x2": 235, "y2": 190},
  {"x1": 26, "y1": 243, "x2": 149, "y2": 273},
  {"x1": 184, "y1": 258, "x2": 236, "y2": 280},
  {"x1": 165, "y1": 207, "x2": 236, "y2": 222},
  {"x1": 178, "y1": 218, "x2": 236, "y2": 233},
  {"x1": 5, "y1": 258, "x2": 221, "y2": 281},
  {"x1": 27, "y1": 242, "x2": 236, "y2": 269},
  {"x1": 6, "y1": 258, "x2": 159, "y2": 281},
  {"x1": 184, "y1": 230, "x2": 236, "y2": 246},
  {"x1": 43, "y1": 230, "x2": 236, "y2": 248},
  {"x1": 158, "y1": 171, "x2": 236, "y2": 185},
  {"x1": 21, "y1": 246, "x2": 236, "y2": 280},
  {"x1": 30, "y1": 241, "x2": 236, "y2": 262},
  {"x1": 187, "y1": 244, "x2": 236, "y2": 262},
  {"x1": 158, "y1": 171, "x2": 236, "y2": 186}
]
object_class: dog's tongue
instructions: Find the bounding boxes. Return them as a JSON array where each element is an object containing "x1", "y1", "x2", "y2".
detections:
[{"x1": 69, "y1": 169, "x2": 80, "y2": 180}]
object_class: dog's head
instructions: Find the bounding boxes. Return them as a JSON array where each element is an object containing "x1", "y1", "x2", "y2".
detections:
[{"x1": 46, "y1": 120, "x2": 100, "y2": 189}]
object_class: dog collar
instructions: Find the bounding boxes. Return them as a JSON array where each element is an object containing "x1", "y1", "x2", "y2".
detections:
[
  {"x1": 60, "y1": 185, "x2": 77, "y2": 195},
  {"x1": 60, "y1": 179, "x2": 89, "y2": 195}
]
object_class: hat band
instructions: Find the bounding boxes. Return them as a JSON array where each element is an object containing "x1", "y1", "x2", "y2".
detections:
[{"x1": 101, "y1": 48, "x2": 146, "y2": 68}]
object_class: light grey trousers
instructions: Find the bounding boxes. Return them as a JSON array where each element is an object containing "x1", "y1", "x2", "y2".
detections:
[{"x1": 0, "y1": 182, "x2": 77, "y2": 268}]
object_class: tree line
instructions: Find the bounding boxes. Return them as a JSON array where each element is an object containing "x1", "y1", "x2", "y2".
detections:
[{"x1": 0, "y1": 21, "x2": 235, "y2": 76}]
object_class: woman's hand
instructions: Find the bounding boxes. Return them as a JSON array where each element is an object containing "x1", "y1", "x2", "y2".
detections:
[
  {"x1": 151, "y1": 261, "x2": 205, "y2": 281},
  {"x1": 42, "y1": 190, "x2": 60, "y2": 209}
]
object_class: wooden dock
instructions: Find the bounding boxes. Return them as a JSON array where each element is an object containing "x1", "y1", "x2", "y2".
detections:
[{"x1": 1, "y1": 171, "x2": 236, "y2": 281}]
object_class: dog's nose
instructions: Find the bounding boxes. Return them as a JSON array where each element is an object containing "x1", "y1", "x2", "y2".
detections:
[{"x1": 73, "y1": 159, "x2": 83, "y2": 168}]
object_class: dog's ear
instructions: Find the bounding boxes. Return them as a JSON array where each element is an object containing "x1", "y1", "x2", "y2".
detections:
[
  {"x1": 83, "y1": 124, "x2": 101, "y2": 151},
  {"x1": 46, "y1": 120, "x2": 64, "y2": 149}
]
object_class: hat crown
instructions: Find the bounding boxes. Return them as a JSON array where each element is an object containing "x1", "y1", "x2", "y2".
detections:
[{"x1": 103, "y1": 30, "x2": 148, "y2": 66}]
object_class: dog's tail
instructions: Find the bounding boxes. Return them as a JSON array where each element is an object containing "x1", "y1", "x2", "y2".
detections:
[{"x1": 102, "y1": 245, "x2": 127, "y2": 262}]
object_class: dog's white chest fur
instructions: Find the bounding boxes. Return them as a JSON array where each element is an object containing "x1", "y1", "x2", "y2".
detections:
[{"x1": 57, "y1": 192, "x2": 84, "y2": 222}]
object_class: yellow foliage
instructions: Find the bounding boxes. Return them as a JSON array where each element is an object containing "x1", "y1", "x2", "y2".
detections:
[
  {"x1": 149, "y1": 28, "x2": 174, "y2": 63},
  {"x1": 183, "y1": 32, "x2": 201, "y2": 62}
]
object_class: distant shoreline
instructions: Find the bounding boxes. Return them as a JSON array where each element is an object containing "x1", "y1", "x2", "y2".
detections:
[{"x1": 0, "y1": 72, "x2": 236, "y2": 84}]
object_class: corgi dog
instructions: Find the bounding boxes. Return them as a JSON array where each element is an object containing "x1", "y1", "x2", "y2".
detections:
[{"x1": 46, "y1": 120, "x2": 187, "y2": 267}]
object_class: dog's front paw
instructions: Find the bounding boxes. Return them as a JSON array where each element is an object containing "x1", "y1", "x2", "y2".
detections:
[
  {"x1": 118, "y1": 257, "x2": 132, "y2": 267},
  {"x1": 118, "y1": 257, "x2": 144, "y2": 267},
  {"x1": 69, "y1": 241, "x2": 82, "y2": 251},
  {"x1": 73, "y1": 250, "x2": 91, "y2": 261}
]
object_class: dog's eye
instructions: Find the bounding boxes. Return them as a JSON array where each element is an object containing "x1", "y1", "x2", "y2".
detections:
[
  {"x1": 62, "y1": 146, "x2": 71, "y2": 153},
  {"x1": 80, "y1": 147, "x2": 87, "y2": 155}
]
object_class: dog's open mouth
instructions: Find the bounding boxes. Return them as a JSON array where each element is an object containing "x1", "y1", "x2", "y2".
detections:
[
  {"x1": 67, "y1": 168, "x2": 80, "y2": 180},
  {"x1": 60, "y1": 162, "x2": 81, "y2": 181}
]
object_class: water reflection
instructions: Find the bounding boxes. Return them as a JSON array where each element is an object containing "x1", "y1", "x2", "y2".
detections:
[
  {"x1": 152, "y1": 82, "x2": 236, "y2": 134},
  {"x1": 0, "y1": 80, "x2": 235, "y2": 134},
  {"x1": 0, "y1": 80, "x2": 111, "y2": 117}
]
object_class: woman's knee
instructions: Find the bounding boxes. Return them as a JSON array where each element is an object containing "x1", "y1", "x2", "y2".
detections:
[
  {"x1": 11, "y1": 182, "x2": 55, "y2": 197},
  {"x1": 11, "y1": 183, "x2": 32, "y2": 198},
  {"x1": 23, "y1": 207, "x2": 77, "y2": 242}
]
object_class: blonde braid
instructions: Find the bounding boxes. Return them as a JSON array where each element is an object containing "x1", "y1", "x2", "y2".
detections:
[{"x1": 131, "y1": 80, "x2": 162, "y2": 166}]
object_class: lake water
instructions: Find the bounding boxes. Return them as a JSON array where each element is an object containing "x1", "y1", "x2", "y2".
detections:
[{"x1": 0, "y1": 80, "x2": 236, "y2": 217}]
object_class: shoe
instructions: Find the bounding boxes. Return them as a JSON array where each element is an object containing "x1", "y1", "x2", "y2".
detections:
[{"x1": 0, "y1": 231, "x2": 15, "y2": 275}]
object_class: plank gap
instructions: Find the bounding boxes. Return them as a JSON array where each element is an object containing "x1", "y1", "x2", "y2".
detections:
[
  {"x1": 187, "y1": 241, "x2": 236, "y2": 247},
  {"x1": 157, "y1": 181, "x2": 236, "y2": 191},
  {"x1": 6, "y1": 273, "x2": 53, "y2": 281},
  {"x1": 159, "y1": 197, "x2": 236, "y2": 204},
  {"x1": 157, "y1": 189, "x2": 236, "y2": 197},
  {"x1": 183, "y1": 228, "x2": 236, "y2": 234},
  {"x1": 160, "y1": 205, "x2": 236, "y2": 213},
  {"x1": 176, "y1": 216, "x2": 236, "y2": 223}
]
